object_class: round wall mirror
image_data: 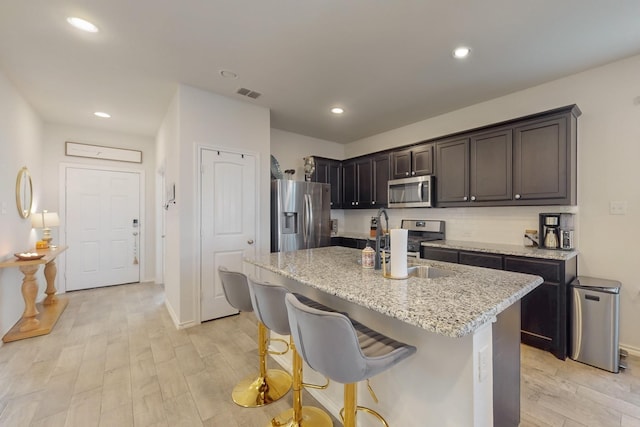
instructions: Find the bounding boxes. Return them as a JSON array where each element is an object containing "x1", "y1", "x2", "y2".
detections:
[{"x1": 16, "y1": 166, "x2": 33, "y2": 219}]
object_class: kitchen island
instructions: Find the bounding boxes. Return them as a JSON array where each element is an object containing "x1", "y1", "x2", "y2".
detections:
[{"x1": 245, "y1": 246, "x2": 543, "y2": 427}]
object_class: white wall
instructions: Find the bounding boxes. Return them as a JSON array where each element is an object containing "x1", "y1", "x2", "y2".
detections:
[
  {"x1": 344, "y1": 54, "x2": 640, "y2": 352},
  {"x1": 271, "y1": 128, "x2": 347, "y2": 225},
  {"x1": 42, "y1": 124, "x2": 157, "y2": 288},
  {"x1": 270, "y1": 128, "x2": 345, "y2": 179},
  {"x1": 0, "y1": 70, "x2": 44, "y2": 338},
  {"x1": 158, "y1": 84, "x2": 271, "y2": 327}
]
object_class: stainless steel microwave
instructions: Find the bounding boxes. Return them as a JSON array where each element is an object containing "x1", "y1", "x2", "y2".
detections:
[{"x1": 388, "y1": 175, "x2": 434, "y2": 208}]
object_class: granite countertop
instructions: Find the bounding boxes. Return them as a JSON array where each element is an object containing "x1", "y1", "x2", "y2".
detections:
[
  {"x1": 245, "y1": 246, "x2": 543, "y2": 338},
  {"x1": 421, "y1": 240, "x2": 578, "y2": 261}
]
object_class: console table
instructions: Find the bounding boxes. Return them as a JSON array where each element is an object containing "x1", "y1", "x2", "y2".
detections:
[{"x1": 0, "y1": 246, "x2": 68, "y2": 342}]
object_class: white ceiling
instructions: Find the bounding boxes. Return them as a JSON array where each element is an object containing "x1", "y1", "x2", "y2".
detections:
[{"x1": 1, "y1": 1, "x2": 639, "y2": 143}]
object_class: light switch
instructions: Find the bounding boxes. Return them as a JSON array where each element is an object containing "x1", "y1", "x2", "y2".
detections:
[{"x1": 610, "y1": 201, "x2": 628, "y2": 215}]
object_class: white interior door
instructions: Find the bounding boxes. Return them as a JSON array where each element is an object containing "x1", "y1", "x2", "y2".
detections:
[
  {"x1": 200, "y1": 148, "x2": 257, "y2": 321},
  {"x1": 66, "y1": 167, "x2": 141, "y2": 291}
]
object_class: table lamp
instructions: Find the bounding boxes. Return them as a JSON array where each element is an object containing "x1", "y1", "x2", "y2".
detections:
[{"x1": 31, "y1": 210, "x2": 60, "y2": 248}]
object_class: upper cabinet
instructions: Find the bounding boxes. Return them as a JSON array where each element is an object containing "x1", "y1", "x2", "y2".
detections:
[
  {"x1": 310, "y1": 156, "x2": 342, "y2": 208},
  {"x1": 391, "y1": 143, "x2": 434, "y2": 179},
  {"x1": 343, "y1": 157, "x2": 373, "y2": 208},
  {"x1": 307, "y1": 104, "x2": 580, "y2": 209},
  {"x1": 436, "y1": 105, "x2": 580, "y2": 207},
  {"x1": 513, "y1": 113, "x2": 575, "y2": 205},
  {"x1": 372, "y1": 153, "x2": 390, "y2": 207},
  {"x1": 435, "y1": 137, "x2": 469, "y2": 204}
]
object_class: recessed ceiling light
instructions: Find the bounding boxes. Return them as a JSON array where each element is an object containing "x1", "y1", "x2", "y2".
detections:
[
  {"x1": 219, "y1": 70, "x2": 238, "y2": 79},
  {"x1": 453, "y1": 46, "x2": 471, "y2": 59},
  {"x1": 331, "y1": 107, "x2": 344, "y2": 114},
  {"x1": 67, "y1": 17, "x2": 99, "y2": 33},
  {"x1": 94, "y1": 111, "x2": 111, "y2": 118}
]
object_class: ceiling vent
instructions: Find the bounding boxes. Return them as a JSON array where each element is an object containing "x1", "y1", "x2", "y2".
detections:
[{"x1": 236, "y1": 87, "x2": 262, "y2": 99}]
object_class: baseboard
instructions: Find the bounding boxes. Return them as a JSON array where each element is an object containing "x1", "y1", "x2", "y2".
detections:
[
  {"x1": 163, "y1": 299, "x2": 197, "y2": 330},
  {"x1": 620, "y1": 343, "x2": 640, "y2": 358}
]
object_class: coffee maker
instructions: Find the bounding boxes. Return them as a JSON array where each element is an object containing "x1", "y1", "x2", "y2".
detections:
[{"x1": 539, "y1": 213, "x2": 574, "y2": 250}]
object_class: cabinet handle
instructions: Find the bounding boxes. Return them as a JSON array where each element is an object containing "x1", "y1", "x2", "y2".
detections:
[
  {"x1": 463, "y1": 196, "x2": 468, "y2": 201},
  {"x1": 352, "y1": 201, "x2": 355, "y2": 206},
  {"x1": 372, "y1": 201, "x2": 376, "y2": 205},
  {"x1": 355, "y1": 201, "x2": 359, "y2": 206},
  {"x1": 405, "y1": 172, "x2": 409, "y2": 176},
  {"x1": 471, "y1": 196, "x2": 476, "y2": 201},
  {"x1": 411, "y1": 171, "x2": 416, "y2": 176},
  {"x1": 515, "y1": 194, "x2": 521, "y2": 200},
  {"x1": 330, "y1": 202, "x2": 333, "y2": 206}
]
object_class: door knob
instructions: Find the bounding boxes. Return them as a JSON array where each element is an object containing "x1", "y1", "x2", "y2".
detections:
[{"x1": 247, "y1": 240, "x2": 254, "y2": 245}]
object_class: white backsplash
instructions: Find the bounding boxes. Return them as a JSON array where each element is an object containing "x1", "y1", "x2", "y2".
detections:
[{"x1": 340, "y1": 205, "x2": 579, "y2": 247}]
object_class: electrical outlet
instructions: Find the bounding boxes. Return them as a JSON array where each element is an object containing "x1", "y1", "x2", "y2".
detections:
[{"x1": 610, "y1": 201, "x2": 627, "y2": 215}]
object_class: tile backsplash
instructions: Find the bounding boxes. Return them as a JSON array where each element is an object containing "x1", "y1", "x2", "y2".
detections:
[{"x1": 340, "y1": 205, "x2": 579, "y2": 247}]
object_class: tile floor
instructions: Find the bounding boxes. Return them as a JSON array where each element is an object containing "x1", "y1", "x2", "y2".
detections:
[{"x1": 0, "y1": 282, "x2": 638, "y2": 426}]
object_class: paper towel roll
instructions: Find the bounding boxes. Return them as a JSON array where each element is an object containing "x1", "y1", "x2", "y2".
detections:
[{"x1": 390, "y1": 229, "x2": 408, "y2": 278}]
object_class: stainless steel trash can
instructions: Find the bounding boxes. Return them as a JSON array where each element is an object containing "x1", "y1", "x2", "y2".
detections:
[{"x1": 570, "y1": 276, "x2": 621, "y2": 373}]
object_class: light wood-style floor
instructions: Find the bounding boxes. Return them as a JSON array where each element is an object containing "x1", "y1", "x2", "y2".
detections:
[{"x1": 0, "y1": 282, "x2": 637, "y2": 427}]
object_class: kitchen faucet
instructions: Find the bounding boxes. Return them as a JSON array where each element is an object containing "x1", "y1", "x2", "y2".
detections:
[{"x1": 374, "y1": 207, "x2": 389, "y2": 270}]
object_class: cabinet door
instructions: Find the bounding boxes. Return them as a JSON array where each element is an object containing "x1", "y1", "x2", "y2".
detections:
[
  {"x1": 342, "y1": 161, "x2": 357, "y2": 208},
  {"x1": 391, "y1": 148, "x2": 412, "y2": 179},
  {"x1": 459, "y1": 251, "x2": 503, "y2": 269},
  {"x1": 412, "y1": 144, "x2": 434, "y2": 176},
  {"x1": 310, "y1": 157, "x2": 342, "y2": 208},
  {"x1": 356, "y1": 158, "x2": 373, "y2": 208},
  {"x1": 436, "y1": 137, "x2": 470, "y2": 204},
  {"x1": 504, "y1": 256, "x2": 566, "y2": 359},
  {"x1": 421, "y1": 247, "x2": 459, "y2": 263},
  {"x1": 513, "y1": 116, "x2": 568, "y2": 202},
  {"x1": 372, "y1": 154, "x2": 390, "y2": 207},
  {"x1": 470, "y1": 129, "x2": 512, "y2": 203},
  {"x1": 328, "y1": 161, "x2": 342, "y2": 208}
]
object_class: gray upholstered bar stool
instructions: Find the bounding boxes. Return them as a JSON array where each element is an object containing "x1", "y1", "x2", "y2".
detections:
[
  {"x1": 247, "y1": 278, "x2": 333, "y2": 427},
  {"x1": 285, "y1": 293, "x2": 417, "y2": 427},
  {"x1": 218, "y1": 267, "x2": 292, "y2": 407}
]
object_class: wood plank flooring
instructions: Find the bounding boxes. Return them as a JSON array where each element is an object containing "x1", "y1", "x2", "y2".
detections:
[{"x1": 0, "y1": 282, "x2": 638, "y2": 426}]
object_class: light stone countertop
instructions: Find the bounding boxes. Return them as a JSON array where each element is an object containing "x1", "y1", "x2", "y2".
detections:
[
  {"x1": 421, "y1": 240, "x2": 578, "y2": 261},
  {"x1": 245, "y1": 246, "x2": 543, "y2": 338}
]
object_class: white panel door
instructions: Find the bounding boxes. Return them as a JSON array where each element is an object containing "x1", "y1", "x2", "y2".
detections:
[
  {"x1": 201, "y1": 149, "x2": 256, "y2": 321},
  {"x1": 66, "y1": 168, "x2": 140, "y2": 291}
]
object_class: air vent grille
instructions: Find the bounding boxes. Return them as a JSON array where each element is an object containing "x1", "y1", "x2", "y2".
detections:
[{"x1": 236, "y1": 87, "x2": 262, "y2": 99}]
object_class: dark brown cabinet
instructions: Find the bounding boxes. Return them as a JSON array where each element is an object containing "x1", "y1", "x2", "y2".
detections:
[
  {"x1": 435, "y1": 105, "x2": 579, "y2": 207},
  {"x1": 311, "y1": 156, "x2": 342, "y2": 208},
  {"x1": 435, "y1": 137, "x2": 470, "y2": 204},
  {"x1": 372, "y1": 153, "x2": 390, "y2": 207},
  {"x1": 343, "y1": 157, "x2": 373, "y2": 208},
  {"x1": 391, "y1": 143, "x2": 434, "y2": 179},
  {"x1": 513, "y1": 112, "x2": 576, "y2": 205},
  {"x1": 470, "y1": 128, "x2": 513, "y2": 203},
  {"x1": 420, "y1": 245, "x2": 576, "y2": 359}
]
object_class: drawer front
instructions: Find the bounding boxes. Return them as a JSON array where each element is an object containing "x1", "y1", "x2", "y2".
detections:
[
  {"x1": 504, "y1": 257, "x2": 561, "y2": 284},
  {"x1": 459, "y1": 251, "x2": 503, "y2": 270},
  {"x1": 421, "y1": 247, "x2": 459, "y2": 263}
]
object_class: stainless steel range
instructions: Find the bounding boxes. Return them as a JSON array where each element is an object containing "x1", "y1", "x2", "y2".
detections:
[{"x1": 401, "y1": 219, "x2": 445, "y2": 258}]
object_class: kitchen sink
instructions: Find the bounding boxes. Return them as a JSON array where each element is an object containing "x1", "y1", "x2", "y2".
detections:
[{"x1": 407, "y1": 265, "x2": 453, "y2": 279}]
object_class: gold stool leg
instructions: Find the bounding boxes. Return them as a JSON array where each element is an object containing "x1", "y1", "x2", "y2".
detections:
[
  {"x1": 269, "y1": 339, "x2": 333, "y2": 427},
  {"x1": 232, "y1": 322, "x2": 292, "y2": 407},
  {"x1": 341, "y1": 383, "x2": 357, "y2": 427}
]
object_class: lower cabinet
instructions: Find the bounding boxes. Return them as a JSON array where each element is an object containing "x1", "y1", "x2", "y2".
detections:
[
  {"x1": 421, "y1": 246, "x2": 577, "y2": 359},
  {"x1": 331, "y1": 237, "x2": 368, "y2": 249}
]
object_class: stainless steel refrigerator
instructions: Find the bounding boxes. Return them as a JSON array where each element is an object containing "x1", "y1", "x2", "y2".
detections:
[{"x1": 271, "y1": 179, "x2": 331, "y2": 252}]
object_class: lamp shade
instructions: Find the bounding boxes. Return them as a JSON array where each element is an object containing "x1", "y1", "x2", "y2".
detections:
[{"x1": 31, "y1": 211, "x2": 60, "y2": 228}]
